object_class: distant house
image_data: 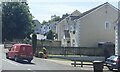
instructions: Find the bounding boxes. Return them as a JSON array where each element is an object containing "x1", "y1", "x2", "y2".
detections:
[
  {"x1": 56, "y1": 2, "x2": 118, "y2": 47},
  {"x1": 56, "y1": 10, "x2": 81, "y2": 47},
  {"x1": 41, "y1": 24, "x2": 50, "y2": 35},
  {"x1": 49, "y1": 21, "x2": 58, "y2": 33},
  {"x1": 33, "y1": 20, "x2": 42, "y2": 34},
  {"x1": 33, "y1": 19, "x2": 51, "y2": 35}
]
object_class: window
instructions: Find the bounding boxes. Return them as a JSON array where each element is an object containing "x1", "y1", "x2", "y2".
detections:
[
  {"x1": 72, "y1": 39, "x2": 75, "y2": 47},
  {"x1": 14, "y1": 47, "x2": 17, "y2": 51},
  {"x1": 70, "y1": 26, "x2": 73, "y2": 31},
  {"x1": 67, "y1": 41, "x2": 70, "y2": 43},
  {"x1": 105, "y1": 21, "x2": 110, "y2": 29},
  {"x1": 73, "y1": 31, "x2": 75, "y2": 34},
  {"x1": 72, "y1": 39, "x2": 75, "y2": 43},
  {"x1": 66, "y1": 18, "x2": 69, "y2": 23},
  {"x1": 114, "y1": 26, "x2": 116, "y2": 30}
]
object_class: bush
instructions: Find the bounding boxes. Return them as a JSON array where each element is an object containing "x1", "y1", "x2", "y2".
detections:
[
  {"x1": 42, "y1": 47, "x2": 47, "y2": 54},
  {"x1": 38, "y1": 51, "x2": 44, "y2": 58},
  {"x1": 36, "y1": 47, "x2": 48, "y2": 58}
]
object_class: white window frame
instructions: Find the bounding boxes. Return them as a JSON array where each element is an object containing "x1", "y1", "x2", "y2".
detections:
[{"x1": 105, "y1": 21, "x2": 110, "y2": 29}]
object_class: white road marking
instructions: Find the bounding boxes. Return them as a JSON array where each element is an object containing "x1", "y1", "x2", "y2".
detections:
[
  {"x1": 27, "y1": 68, "x2": 31, "y2": 70},
  {"x1": 2, "y1": 59, "x2": 35, "y2": 67},
  {"x1": 2, "y1": 59, "x2": 18, "y2": 65},
  {"x1": 27, "y1": 69, "x2": 36, "y2": 72}
]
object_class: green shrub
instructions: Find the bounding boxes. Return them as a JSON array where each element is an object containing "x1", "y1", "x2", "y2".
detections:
[
  {"x1": 38, "y1": 51, "x2": 44, "y2": 58},
  {"x1": 42, "y1": 47, "x2": 47, "y2": 54}
]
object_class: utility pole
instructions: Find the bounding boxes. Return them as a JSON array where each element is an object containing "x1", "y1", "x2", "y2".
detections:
[
  {"x1": 118, "y1": 1, "x2": 120, "y2": 71},
  {"x1": 0, "y1": 3, "x2": 2, "y2": 44}
]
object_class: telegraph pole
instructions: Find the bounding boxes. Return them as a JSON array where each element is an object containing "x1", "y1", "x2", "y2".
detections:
[
  {"x1": 0, "y1": 2, "x2": 2, "y2": 44},
  {"x1": 118, "y1": 1, "x2": 120, "y2": 71}
]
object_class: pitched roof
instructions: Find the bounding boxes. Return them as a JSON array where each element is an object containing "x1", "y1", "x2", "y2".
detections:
[
  {"x1": 58, "y1": 13, "x2": 70, "y2": 22},
  {"x1": 58, "y1": 2, "x2": 116, "y2": 22},
  {"x1": 78, "y1": 2, "x2": 110, "y2": 19},
  {"x1": 71, "y1": 10, "x2": 81, "y2": 16},
  {"x1": 58, "y1": 10, "x2": 81, "y2": 22},
  {"x1": 70, "y1": 16, "x2": 80, "y2": 20}
]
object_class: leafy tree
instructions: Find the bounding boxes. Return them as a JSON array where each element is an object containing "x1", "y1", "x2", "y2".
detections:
[
  {"x1": 42, "y1": 15, "x2": 60, "y2": 25},
  {"x1": 2, "y1": 2, "x2": 34, "y2": 41},
  {"x1": 42, "y1": 20, "x2": 48, "y2": 25},
  {"x1": 51, "y1": 15, "x2": 60, "y2": 22},
  {"x1": 46, "y1": 30, "x2": 54, "y2": 40}
]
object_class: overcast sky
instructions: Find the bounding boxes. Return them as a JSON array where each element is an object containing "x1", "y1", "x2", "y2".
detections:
[{"x1": 27, "y1": 0, "x2": 119, "y2": 23}]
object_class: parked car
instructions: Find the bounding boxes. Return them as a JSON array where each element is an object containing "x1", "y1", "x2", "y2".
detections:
[
  {"x1": 105, "y1": 55, "x2": 119, "y2": 71},
  {"x1": 6, "y1": 44, "x2": 33, "y2": 63}
]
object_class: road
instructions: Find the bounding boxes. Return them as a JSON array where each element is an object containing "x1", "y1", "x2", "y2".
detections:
[{"x1": 0, "y1": 44, "x2": 112, "y2": 72}]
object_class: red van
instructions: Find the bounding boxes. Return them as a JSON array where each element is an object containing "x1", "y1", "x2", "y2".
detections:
[{"x1": 6, "y1": 44, "x2": 33, "y2": 63}]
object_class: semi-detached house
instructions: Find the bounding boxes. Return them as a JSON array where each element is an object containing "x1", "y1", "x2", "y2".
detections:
[{"x1": 56, "y1": 2, "x2": 118, "y2": 47}]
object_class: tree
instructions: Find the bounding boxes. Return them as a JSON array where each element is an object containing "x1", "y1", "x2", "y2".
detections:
[
  {"x1": 42, "y1": 15, "x2": 60, "y2": 25},
  {"x1": 51, "y1": 15, "x2": 60, "y2": 22},
  {"x1": 2, "y1": 2, "x2": 34, "y2": 41},
  {"x1": 46, "y1": 30, "x2": 54, "y2": 40},
  {"x1": 42, "y1": 20, "x2": 47, "y2": 25}
]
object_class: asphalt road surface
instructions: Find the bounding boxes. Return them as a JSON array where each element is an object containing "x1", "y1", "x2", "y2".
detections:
[{"x1": 1, "y1": 44, "x2": 112, "y2": 72}]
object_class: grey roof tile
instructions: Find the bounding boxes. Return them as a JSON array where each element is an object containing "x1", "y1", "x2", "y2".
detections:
[{"x1": 78, "y1": 2, "x2": 109, "y2": 19}]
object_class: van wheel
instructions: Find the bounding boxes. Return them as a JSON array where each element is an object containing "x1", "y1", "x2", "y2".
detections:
[
  {"x1": 14, "y1": 56, "x2": 19, "y2": 62},
  {"x1": 28, "y1": 60, "x2": 31, "y2": 63},
  {"x1": 6, "y1": 53, "x2": 9, "y2": 59},
  {"x1": 6, "y1": 55, "x2": 9, "y2": 59},
  {"x1": 108, "y1": 66, "x2": 113, "y2": 71}
]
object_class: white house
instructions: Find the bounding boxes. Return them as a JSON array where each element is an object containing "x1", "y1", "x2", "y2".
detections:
[
  {"x1": 75, "y1": 2, "x2": 118, "y2": 47},
  {"x1": 49, "y1": 21, "x2": 58, "y2": 33},
  {"x1": 41, "y1": 24, "x2": 50, "y2": 35},
  {"x1": 56, "y1": 2, "x2": 118, "y2": 47},
  {"x1": 33, "y1": 20, "x2": 42, "y2": 34},
  {"x1": 56, "y1": 10, "x2": 81, "y2": 47},
  {"x1": 33, "y1": 19, "x2": 51, "y2": 35}
]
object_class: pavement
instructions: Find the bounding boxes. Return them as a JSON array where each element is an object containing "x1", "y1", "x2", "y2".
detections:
[
  {"x1": 42, "y1": 58, "x2": 72, "y2": 66},
  {"x1": 0, "y1": 44, "x2": 2, "y2": 72},
  {"x1": 43, "y1": 58, "x2": 110, "y2": 70}
]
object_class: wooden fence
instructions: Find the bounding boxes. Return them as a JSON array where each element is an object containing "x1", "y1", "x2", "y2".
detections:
[{"x1": 36, "y1": 46, "x2": 114, "y2": 58}]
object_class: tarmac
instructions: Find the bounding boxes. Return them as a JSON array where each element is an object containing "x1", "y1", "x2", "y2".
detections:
[
  {"x1": 3, "y1": 48, "x2": 111, "y2": 71},
  {"x1": 43, "y1": 58, "x2": 111, "y2": 71}
]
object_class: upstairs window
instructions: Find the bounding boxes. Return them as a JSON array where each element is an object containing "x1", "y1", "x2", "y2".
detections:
[
  {"x1": 72, "y1": 39, "x2": 75, "y2": 43},
  {"x1": 105, "y1": 21, "x2": 110, "y2": 29},
  {"x1": 66, "y1": 18, "x2": 69, "y2": 23}
]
